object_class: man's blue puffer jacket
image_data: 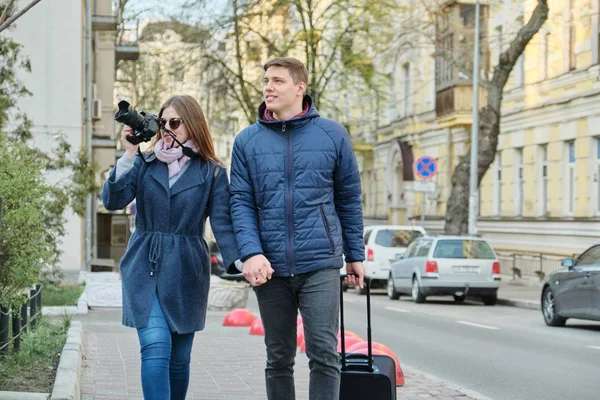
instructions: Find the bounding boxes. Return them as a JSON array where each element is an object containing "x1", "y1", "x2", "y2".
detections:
[{"x1": 230, "y1": 96, "x2": 365, "y2": 276}]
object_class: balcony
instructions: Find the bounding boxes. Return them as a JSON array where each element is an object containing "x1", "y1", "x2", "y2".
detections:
[
  {"x1": 92, "y1": 15, "x2": 118, "y2": 31},
  {"x1": 435, "y1": 84, "x2": 487, "y2": 118},
  {"x1": 116, "y1": 43, "x2": 140, "y2": 61}
]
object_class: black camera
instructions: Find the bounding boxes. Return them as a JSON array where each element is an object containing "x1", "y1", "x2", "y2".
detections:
[{"x1": 114, "y1": 100, "x2": 160, "y2": 145}]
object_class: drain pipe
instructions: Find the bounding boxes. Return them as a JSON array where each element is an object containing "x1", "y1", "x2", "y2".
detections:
[{"x1": 84, "y1": 0, "x2": 92, "y2": 271}]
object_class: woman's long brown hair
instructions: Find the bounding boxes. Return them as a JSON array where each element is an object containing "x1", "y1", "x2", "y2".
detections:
[{"x1": 147, "y1": 95, "x2": 220, "y2": 164}]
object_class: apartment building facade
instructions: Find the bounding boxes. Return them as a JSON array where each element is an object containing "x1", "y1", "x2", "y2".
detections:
[
  {"x1": 361, "y1": 0, "x2": 600, "y2": 256},
  {"x1": 7, "y1": 0, "x2": 134, "y2": 277}
]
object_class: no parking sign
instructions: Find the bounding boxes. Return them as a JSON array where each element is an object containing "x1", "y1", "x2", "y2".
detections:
[{"x1": 414, "y1": 156, "x2": 437, "y2": 180}]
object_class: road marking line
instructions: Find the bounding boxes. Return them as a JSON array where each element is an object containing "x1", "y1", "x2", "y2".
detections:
[
  {"x1": 385, "y1": 307, "x2": 411, "y2": 313},
  {"x1": 457, "y1": 321, "x2": 499, "y2": 330},
  {"x1": 587, "y1": 346, "x2": 600, "y2": 350}
]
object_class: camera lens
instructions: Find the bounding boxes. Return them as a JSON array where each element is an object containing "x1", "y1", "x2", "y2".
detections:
[{"x1": 114, "y1": 100, "x2": 145, "y2": 132}]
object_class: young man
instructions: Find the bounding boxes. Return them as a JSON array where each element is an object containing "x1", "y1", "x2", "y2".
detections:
[{"x1": 229, "y1": 57, "x2": 365, "y2": 400}]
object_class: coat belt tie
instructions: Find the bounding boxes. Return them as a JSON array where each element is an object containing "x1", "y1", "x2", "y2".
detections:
[{"x1": 148, "y1": 232, "x2": 162, "y2": 276}]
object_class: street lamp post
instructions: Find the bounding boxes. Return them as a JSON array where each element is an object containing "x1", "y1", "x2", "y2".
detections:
[{"x1": 468, "y1": 0, "x2": 481, "y2": 236}]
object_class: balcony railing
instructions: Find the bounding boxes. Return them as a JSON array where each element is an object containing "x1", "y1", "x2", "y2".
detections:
[{"x1": 436, "y1": 84, "x2": 487, "y2": 117}]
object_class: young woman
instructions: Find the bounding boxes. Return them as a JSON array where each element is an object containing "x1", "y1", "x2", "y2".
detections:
[{"x1": 102, "y1": 95, "x2": 241, "y2": 399}]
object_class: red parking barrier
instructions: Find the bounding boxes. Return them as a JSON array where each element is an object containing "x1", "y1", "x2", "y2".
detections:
[
  {"x1": 297, "y1": 323, "x2": 304, "y2": 346},
  {"x1": 223, "y1": 309, "x2": 256, "y2": 327},
  {"x1": 346, "y1": 342, "x2": 405, "y2": 386},
  {"x1": 249, "y1": 318, "x2": 265, "y2": 335}
]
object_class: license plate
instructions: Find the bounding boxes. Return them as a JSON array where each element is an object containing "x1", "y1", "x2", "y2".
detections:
[{"x1": 452, "y1": 266, "x2": 480, "y2": 273}]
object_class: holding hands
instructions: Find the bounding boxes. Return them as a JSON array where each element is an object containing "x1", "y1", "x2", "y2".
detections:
[{"x1": 243, "y1": 254, "x2": 274, "y2": 287}]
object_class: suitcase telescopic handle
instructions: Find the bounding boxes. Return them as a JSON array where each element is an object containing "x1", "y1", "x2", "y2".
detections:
[{"x1": 339, "y1": 274, "x2": 372, "y2": 372}]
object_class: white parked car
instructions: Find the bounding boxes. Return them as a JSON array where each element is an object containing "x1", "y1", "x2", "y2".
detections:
[
  {"x1": 345, "y1": 225, "x2": 426, "y2": 294},
  {"x1": 387, "y1": 235, "x2": 501, "y2": 305}
]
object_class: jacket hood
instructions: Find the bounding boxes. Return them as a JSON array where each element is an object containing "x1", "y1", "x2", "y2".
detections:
[{"x1": 258, "y1": 95, "x2": 320, "y2": 129}]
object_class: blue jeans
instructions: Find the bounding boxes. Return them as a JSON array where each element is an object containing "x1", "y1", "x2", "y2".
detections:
[
  {"x1": 253, "y1": 268, "x2": 341, "y2": 400},
  {"x1": 136, "y1": 294, "x2": 195, "y2": 400}
]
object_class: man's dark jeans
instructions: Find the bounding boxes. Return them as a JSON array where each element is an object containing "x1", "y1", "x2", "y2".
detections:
[{"x1": 253, "y1": 268, "x2": 341, "y2": 400}]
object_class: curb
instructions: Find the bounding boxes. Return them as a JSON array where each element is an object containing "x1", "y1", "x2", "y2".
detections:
[
  {"x1": 402, "y1": 363, "x2": 495, "y2": 400},
  {"x1": 497, "y1": 298, "x2": 541, "y2": 311},
  {"x1": 49, "y1": 321, "x2": 84, "y2": 400},
  {"x1": 0, "y1": 392, "x2": 49, "y2": 399}
]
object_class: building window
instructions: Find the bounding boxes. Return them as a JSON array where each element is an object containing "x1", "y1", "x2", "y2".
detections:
[
  {"x1": 516, "y1": 17, "x2": 525, "y2": 86},
  {"x1": 543, "y1": 32, "x2": 550, "y2": 79},
  {"x1": 541, "y1": 145, "x2": 548, "y2": 216},
  {"x1": 596, "y1": 138, "x2": 600, "y2": 214},
  {"x1": 460, "y1": 4, "x2": 476, "y2": 26},
  {"x1": 568, "y1": 141, "x2": 575, "y2": 214},
  {"x1": 569, "y1": 0, "x2": 576, "y2": 71},
  {"x1": 517, "y1": 54, "x2": 525, "y2": 86},
  {"x1": 495, "y1": 153, "x2": 502, "y2": 215},
  {"x1": 403, "y1": 63, "x2": 411, "y2": 117},
  {"x1": 516, "y1": 148, "x2": 523, "y2": 216},
  {"x1": 597, "y1": 12, "x2": 600, "y2": 64},
  {"x1": 387, "y1": 73, "x2": 397, "y2": 122}
]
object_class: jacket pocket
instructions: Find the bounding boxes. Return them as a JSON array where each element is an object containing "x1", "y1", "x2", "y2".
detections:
[{"x1": 319, "y1": 205, "x2": 335, "y2": 254}]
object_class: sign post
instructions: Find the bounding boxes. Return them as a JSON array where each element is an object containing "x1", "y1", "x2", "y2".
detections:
[{"x1": 413, "y1": 156, "x2": 438, "y2": 227}]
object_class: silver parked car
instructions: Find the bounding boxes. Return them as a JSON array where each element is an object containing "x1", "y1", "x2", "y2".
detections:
[
  {"x1": 541, "y1": 244, "x2": 600, "y2": 326},
  {"x1": 387, "y1": 235, "x2": 502, "y2": 305}
]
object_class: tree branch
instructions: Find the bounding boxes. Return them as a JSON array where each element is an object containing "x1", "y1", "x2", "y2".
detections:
[
  {"x1": 0, "y1": 0, "x2": 44, "y2": 33},
  {"x1": 0, "y1": 0, "x2": 16, "y2": 25}
]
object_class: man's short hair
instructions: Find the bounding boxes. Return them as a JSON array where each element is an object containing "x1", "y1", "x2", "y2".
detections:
[{"x1": 264, "y1": 57, "x2": 309, "y2": 85}]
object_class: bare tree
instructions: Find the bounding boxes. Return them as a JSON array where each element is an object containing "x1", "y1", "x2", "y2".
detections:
[
  {"x1": 444, "y1": 0, "x2": 549, "y2": 234},
  {"x1": 180, "y1": 0, "x2": 402, "y2": 125}
]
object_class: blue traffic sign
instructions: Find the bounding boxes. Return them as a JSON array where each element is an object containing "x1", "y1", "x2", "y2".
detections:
[{"x1": 414, "y1": 156, "x2": 437, "y2": 180}]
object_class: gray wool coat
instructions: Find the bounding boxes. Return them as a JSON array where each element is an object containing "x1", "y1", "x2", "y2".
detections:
[{"x1": 101, "y1": 155, "x2": 240, "y2": 334}]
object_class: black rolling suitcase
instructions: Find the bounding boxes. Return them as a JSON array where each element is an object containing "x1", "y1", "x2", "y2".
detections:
[{"x1": 339, "y1": 275, "x2": 396, "y2": 400}]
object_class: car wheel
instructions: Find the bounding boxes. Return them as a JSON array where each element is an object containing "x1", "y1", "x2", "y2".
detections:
[
  {"x1": 411, "y1": 278, "x2": 426, "y2": 303},
  {"x1": 387, "y1": 276, "x2": 401, "y2": 300},
  {"x1": 542, "y1": 286, "x2": 567, "y2": 327},
  {"x1": 453, "y1": 294, "x2": 466, "y2": 303},
  {"x1": 482, "y1": 296, "x2": 497, "y2": 306}
]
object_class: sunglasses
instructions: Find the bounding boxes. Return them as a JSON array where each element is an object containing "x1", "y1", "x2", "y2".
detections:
[{"x1": 159, "y1": 117, "x2": 184, "y2": 131}]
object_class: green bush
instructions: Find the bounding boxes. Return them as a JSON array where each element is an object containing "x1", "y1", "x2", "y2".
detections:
[
  {"x1": 0, "y1": 33, "x2": 97, "y2": 312},
  {"x1": 0, "y1": 132, "x2": 51, "y2": 309}
]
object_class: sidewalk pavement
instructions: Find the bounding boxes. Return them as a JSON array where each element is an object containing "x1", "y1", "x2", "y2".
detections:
[
  {"x1": 497, "y1": 274, "x2": 542, "y2": 310},
  {"x1": 70, "y1": 275, "x2": 543, "y2": 400},
  {"x1": 74, "y1": 308, "x2": 488, "y2": 400}
]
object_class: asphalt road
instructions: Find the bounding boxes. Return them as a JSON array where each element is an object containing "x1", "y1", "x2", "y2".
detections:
[{"x1": 340, "y1": 289, "x2": 600, "y2": 400}]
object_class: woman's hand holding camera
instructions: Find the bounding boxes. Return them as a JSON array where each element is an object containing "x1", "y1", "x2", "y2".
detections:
[{"x1": 121, "y1": 126, "x2": 139, "y2": 159}]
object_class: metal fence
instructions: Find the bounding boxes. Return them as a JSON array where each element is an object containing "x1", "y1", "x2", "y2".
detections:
[
  {"x1": 0, "y1": 284, "x2": 43, "y2": 355},
  {"x1": 495, "y1": 251, "x2": 573, "y2": 280}
]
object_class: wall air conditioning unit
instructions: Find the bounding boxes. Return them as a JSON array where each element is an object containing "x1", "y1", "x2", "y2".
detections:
[{"x1": 92, "y1": 98, "x2": 102, "y2": 121}]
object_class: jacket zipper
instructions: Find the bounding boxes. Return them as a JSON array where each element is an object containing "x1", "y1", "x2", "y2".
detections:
[
  {"x1": 284, "y1": 122, "x2": 295, "y2": 276},
  {"x1": 319, "y1": 205, "x2": 335, "y2": 254}
]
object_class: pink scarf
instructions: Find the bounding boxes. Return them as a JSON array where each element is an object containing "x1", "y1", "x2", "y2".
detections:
[{"x1": 154, "y1": 138, "x2": 198, "y2": 178}]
